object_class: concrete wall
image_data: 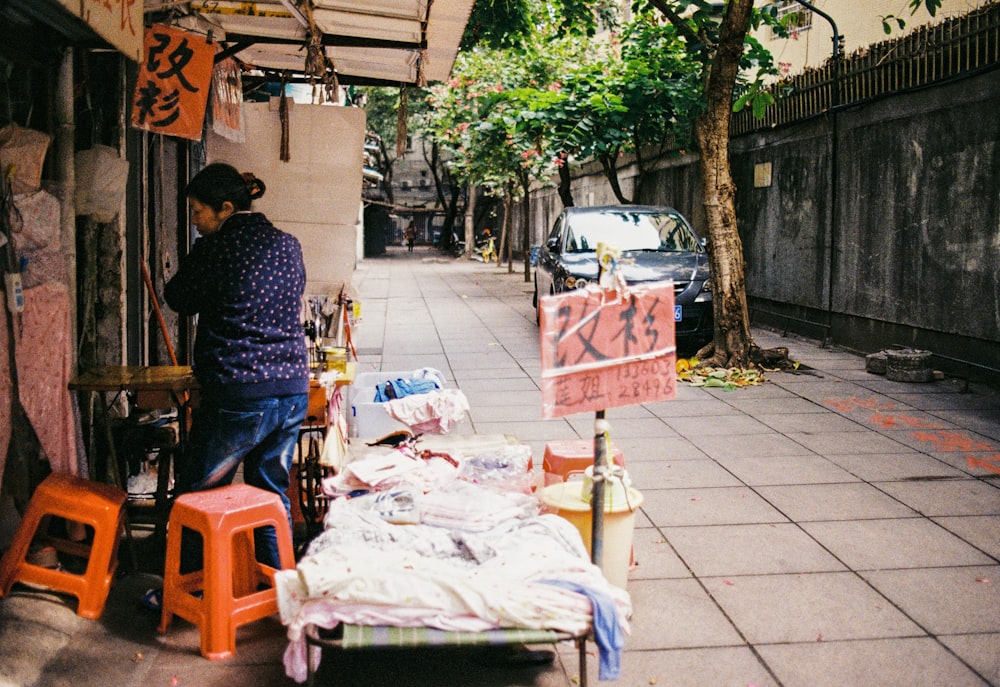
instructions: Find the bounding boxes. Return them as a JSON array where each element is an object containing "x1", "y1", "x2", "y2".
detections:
[{"x1": 517, "y1": 68, "x2": 1000, "y2": 374}]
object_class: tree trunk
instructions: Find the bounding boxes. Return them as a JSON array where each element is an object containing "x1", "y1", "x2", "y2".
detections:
[
  {"x1": 521, "y1": 173, "x2": 532, "y2": 282},
  {"x1": 442, "y1": 182, "x2": 462, "y2": 250},
  {"x1": 505, "y1": 188, "x2": 515, "y2": 274},
  {"x1": 599, "y1": 152, "x2": 632, "y2": 204},
  {"x1": 557, "y1": 161, "x2": 574, "y2": 208},
  {"x1": 693, "y1": 0, "x2": 755, "y2": 368},
  {"x1": 497, "y1": 187, "x2": 511, "y2": 269}
]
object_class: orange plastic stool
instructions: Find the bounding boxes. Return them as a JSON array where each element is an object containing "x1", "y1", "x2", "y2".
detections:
[
  {"x1": 543, "y1": 439, "x2": 626, "y2": 482},
  {"x1": 157, "y1": 484, "x2": 294, "y2": 660},
  {"x1": 0, "y1": 471, "x2": 127, "y2": 619}
]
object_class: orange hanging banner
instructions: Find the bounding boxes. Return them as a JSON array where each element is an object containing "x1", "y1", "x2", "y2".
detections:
[
  {"x1": 539, "y1": 281, "x2": 677, "y2": 419},
  {"x1": 131, "y1": 24, "x2": 216, "y2": 141}
]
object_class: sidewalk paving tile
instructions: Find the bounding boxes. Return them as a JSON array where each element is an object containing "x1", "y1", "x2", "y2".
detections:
[
  {"x1": 782, "y1": 430, "x2": 914, "y2": 455},
  {"x1": 754, "y1": 483, "x2": 921, "y2": 521},
  {"x1": 625, "y1": 578, "x2": 745, "y2": 649},
  {"x1": 932, "y1": 515, "x2": 1000, "y2": 558},
  {"x1": 626, "y1": 458, "x2": 745, "y2": 490},
  {"x1": 757, "y1": 638, "x2": 991, "y2": 687},
  {"x1": 754, "y1": 411, "x2": 872, "y2": 434},
  {"x1": 876, "y1": 479, "x2": 1000, "y2": 516},
  {"x1": 690, "y1": 432, "x2": 823, "y2": 459},
  {"x1": 704, "y1": 571, "x2": 924, "y2": 643},
  {"x1": 628, "y1": 527, "x2": 692, "y2": 579},
  {"x1": 801, "y1": 518, "x2": 997, "y2": 569},
  {"x1": 641, "y1": 487, "x2": 789, "y2": 527},
  {"x1": 613, "y1": 435, "x2": 711, "y2": 462},
  {"x1": 711, "y1": 453, "x2": 860, "y2": 486},
  {"x1": 861, "y1": 565, "x2": 1000, "y2": 634},
  {"x1": 664, "y1": 522, "x2": 847, "y2": 576},
  {"x1": 823, "y1": 450, "x2": 967, "y2": 481},
  {"x1": 615, "y1": 646, "x2": 781, "y2": 687},
  {"x1": 666, "y1": 414, "x2": 776, "y2": 437},
  {"x1": 940, "y1": 634, "x2": 1000, "y2": 684}
]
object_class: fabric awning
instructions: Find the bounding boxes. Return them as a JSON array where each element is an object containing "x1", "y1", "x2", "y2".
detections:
[{"x1": 162, "y1": 0, "x2": 474, "y2": 87}]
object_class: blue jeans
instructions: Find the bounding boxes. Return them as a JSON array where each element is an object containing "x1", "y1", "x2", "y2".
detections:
[{"x1": 176, "y1": 393, "x2": 308, "y2": 570}]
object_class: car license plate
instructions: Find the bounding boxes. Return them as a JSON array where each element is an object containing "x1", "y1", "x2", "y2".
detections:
[{"x1": 674, "y1": 305, "x2": 682, "y2": 321}]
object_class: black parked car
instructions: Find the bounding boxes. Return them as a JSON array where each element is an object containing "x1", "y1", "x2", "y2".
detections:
[{"x1": 533, "y1": 205, "x2": 713, "y2": 351}]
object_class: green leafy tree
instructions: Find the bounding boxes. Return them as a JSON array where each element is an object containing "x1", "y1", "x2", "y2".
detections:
[
  {"x1": 424, "y1": 50, "x2": 559, "y2": 271},
  {"x1": 359, "y1": 87, "x2": 403, "y2": 204},
  {"x1": 566, "y1": 15, "x2": 704, "y2": 204},
  {"x1": 426, "y1": 0, "x2": 945, "y2": 367},
  {"x1": 643, "y1": 0, "x2": 940, "y2": 367}
]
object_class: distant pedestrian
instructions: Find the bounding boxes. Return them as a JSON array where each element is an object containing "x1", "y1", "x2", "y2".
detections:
[
  {"x1": 480, "y1": 228, "x2": 497, "y2": 264},
  {"x1": 405, "y1": 222, "x2": 416, "y2": 252}
]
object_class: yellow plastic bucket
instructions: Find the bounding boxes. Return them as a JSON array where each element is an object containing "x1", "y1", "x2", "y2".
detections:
[{"x1": 540, "y1": 472, "x2": 643, "y2": 589}]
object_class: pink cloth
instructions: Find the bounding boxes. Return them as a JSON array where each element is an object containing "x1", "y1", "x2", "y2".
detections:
[
  {"x1": 385, "y1": 389, "x2": 470, "y2": 433},
  {"x1": 0, "y1": 282, "x2": 79, "y2": 482}
]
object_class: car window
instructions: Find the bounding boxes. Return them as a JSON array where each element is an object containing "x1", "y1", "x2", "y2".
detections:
[
  {"x1": 564, "y1": 210, "x2": 701, "y2": 253},
  {"x1": 546, "y1": 216, "x2": 564, "y2": 248}
]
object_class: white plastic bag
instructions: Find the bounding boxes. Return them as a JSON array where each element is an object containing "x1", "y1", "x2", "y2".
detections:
[{"x1": 75, "y1": 145, "x2": 129, "y2": 222}]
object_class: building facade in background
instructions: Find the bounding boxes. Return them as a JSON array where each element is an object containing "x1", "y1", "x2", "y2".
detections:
[{"x1": 753, "y1": 0, "x2": 981, "y2": 76}]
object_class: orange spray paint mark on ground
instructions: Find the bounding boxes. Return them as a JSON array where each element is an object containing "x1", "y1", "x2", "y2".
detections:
[
  {"x1": 868, "y1": 413, "x2": 940, "y2": 430},
  {"x1": 827, "y1": 397, "x2": 1000, "y2": 475},
  {"x1": 824, "y1": 397, "x2": 897, "y2": 413},
  {"x1": 966, "y1": 455, "x2": 1000, "y2": 475}
]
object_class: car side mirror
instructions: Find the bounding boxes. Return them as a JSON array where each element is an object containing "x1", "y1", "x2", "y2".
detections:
[{"x1": 545, "y1": 237, "x2": 560, "y2": 251}]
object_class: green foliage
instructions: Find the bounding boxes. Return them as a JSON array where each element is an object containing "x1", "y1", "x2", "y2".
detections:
[
  {"x1": 462, "y1": 0, "x2": 613, "y2": 49},
  {"x1": 360, "y1": 87, "x2": 403, "y2": 156},
  {"x1": 422, "y1": 8, "x2": 710, "y2": 200},
  {"x1": 462, "y1": 0, "x2": 534, "y2": 49},
  {"x1": 880, "y1": 15, "x2": 907, "y2": 33},
  {"x1": 911, "y1": 0, "x2": 941, "y2": 16},
  {"x1": 883, "y1": 0, "x2": 944, "y2": 35}
]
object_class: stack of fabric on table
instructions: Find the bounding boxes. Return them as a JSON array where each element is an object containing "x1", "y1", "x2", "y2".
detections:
[{"x1": 275, "y1": 434, "x2": 632, "y2": 683}]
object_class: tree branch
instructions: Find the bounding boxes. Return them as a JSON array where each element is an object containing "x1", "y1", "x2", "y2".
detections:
[{"x1": 645, "y1": 0, "x2": 705, "y2": 47}]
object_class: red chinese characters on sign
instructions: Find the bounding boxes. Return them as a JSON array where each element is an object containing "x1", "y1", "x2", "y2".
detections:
[
  {"x1": 55, "y1": 0, "x2": 142, "y2": 61},
  {"x1": 539, "y1": 281, "x2": 677, "y2": 418},
  {"x1": 131, "y1": 25, "x2": 215, "y2": 140}
]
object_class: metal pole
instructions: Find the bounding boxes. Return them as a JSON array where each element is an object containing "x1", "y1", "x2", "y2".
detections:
[
  {"x1": 796, "y1": 0, "x2": 843, "y2": 348},
  {"x1": 56, "y1": 48, "x2": 77, "y2": 372},
  {"x1": 591, "y1": 254, "x2": 608, "y2": 570},
  {"x1": 591, "y1": 410, "x2": 607, "y2": 569},
  {"x1": 794, "y1": 0, "x2": 842, "y2": 60}
]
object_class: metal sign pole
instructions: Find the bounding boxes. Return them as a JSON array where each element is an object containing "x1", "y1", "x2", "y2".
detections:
[{"x1": 591, "y1": 409, "x2": 607, "y2": 569}]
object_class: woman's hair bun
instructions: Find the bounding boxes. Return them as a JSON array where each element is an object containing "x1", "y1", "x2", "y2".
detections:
[{"x1": 241, "y1": 172, "x2": 267, "y2": 200}]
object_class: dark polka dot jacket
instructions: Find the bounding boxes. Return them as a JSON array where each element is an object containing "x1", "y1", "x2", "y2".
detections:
[{"x1": 165, "y1": 212, "x2": 310, "y2": 402}]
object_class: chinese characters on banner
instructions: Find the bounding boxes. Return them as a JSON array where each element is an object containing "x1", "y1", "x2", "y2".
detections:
[
  {"x1": 539, "y1": 282, "x2": 677, "y2": 418},
  {"x1": 131, "y1": 25, "x2": 216, "y2": 141},
  {"x1": 54, "y1": 0, "x2": 142, "y2": 62}
]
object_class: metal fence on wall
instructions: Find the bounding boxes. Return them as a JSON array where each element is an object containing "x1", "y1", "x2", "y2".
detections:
[{"x1": 733, "y1": 3, "x2": 1000, "y2": 135}]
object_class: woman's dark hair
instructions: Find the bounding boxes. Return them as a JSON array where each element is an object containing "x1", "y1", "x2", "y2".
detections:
[{"x1": 185, "y1": 162, "x2": 266, "y2": 211}]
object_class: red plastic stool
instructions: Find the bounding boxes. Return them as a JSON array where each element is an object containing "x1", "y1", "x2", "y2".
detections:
[
  {"x1": 0, "y1": 471, "x2": 127, "y2": 619},
  {"x1": 157, "y1": 484, "x2": 294, "y2": 660},
  {"x1": 543, "y1": 439, "x2": 626, "y2": 483}
]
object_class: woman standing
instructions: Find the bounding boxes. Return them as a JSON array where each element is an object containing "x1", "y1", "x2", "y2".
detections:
[{"x1": 164, "y1": 162, "x2": 309, "y2": 571}]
